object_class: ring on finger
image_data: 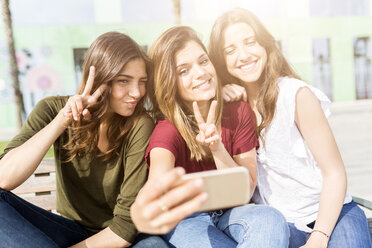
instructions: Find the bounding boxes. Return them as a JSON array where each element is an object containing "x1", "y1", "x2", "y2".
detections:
[{"x1": 159, "y1": 202, "x2": 168, "y2": 212}]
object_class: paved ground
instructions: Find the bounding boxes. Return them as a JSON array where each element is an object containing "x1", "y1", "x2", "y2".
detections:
[
  {"x1": 329, "y1": 99, "x2": 372, "y2": 217},
  {"x1": 1, "y1": 99, "x2": 372, "y2": 216}
]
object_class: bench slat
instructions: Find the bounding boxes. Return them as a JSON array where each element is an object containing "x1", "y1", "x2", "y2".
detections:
[
  {"x1": 12, "y1": 175, "x2": 56, "y2": 195},
  {"x1": 34, "y1": 158, "x2": 56, "y2": 174}
]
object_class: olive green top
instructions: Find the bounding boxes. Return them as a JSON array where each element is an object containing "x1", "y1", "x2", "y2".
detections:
[{"x1": 0, "y1": 96, "x2": 154, "y2": 242}]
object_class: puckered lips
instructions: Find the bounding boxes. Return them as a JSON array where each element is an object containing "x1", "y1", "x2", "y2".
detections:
[{"x1": 125, "y1": 100, "x2": 138, "y2": 108}]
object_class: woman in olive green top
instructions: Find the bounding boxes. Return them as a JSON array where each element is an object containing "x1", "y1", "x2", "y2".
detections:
[{"x1": 0, "y1": 32, "x2": 169, "y2": 248}]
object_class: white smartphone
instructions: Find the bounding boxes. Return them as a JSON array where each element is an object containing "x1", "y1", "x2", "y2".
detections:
[{"x1": 180, "y1": 167, "x2": 251, "y2": 212}]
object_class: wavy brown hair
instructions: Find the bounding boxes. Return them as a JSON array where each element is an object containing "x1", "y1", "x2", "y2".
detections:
[
  {"x1": 149, "y1": 26, "x2": 223, "y2": 161},
  {"x1": 209, "y1": 8, "x2": 299, "y2": 142},
  {"x1": 64, "y1": 31, "x2": 154, "y2": 162}
]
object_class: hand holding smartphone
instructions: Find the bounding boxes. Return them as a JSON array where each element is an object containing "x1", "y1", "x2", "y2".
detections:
[{"x1": 180, "y1": 167, "x2": 250, "y2": 212}]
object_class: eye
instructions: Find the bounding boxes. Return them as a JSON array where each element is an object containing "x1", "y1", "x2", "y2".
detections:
[
  {"x1": 200, "y1": 58, "x2": 209, "y2": 65},
  {"x1": 178, "y1": 68, "x2": 189, "y2": 75},
  {"x1": 117, "y1": 79, "x2": 129, "y2": 84},
  {"x1": 224, "y1": 47, "x2": 236, "y2": 55},
  {"x1": 244, "y1": 37, "x2": 257, "y2": 46},
  {"x1": 139, "y1": 80, "x2": 148, "y2": 85}
]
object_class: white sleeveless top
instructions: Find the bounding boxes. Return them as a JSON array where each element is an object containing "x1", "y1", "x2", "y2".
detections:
[{"x1": 253, "y1": 77, "x2": 352, "y2": 232}]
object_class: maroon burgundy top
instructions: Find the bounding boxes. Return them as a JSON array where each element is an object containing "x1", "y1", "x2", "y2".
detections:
[{"x1": 145, "y1": 101, "x2": 258, "y2": 173}]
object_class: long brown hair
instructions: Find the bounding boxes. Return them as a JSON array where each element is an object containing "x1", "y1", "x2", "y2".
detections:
[
  {"x1": 209, "y1": 8, "x2": 299, "y2": 142},
  {"x1": 149, "y1": 26, "x2": 223, "y2": 161},
  {"x1": 64, "y1": 31, "x2": 154, "y2": 162}
]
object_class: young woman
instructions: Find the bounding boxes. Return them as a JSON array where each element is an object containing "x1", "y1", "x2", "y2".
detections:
[
  {"x1": 145, "y1": 25, "x2": 289, "y2": 248},
  {"x1": 209, "y1": 8, "x2": 372, "y2": 248},
  {"x1": 0, "y1": 32, "x2": 168, "y2": 248}
]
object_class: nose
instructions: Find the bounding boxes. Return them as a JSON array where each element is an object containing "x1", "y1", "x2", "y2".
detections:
[
  {"x1": 193, "y1": 64, "x2": 206, "y2": 80},
  {"x1": 128, "y1": 83, "x2": 141, "y2": 99},
  {"x1": 237, "y1": 45, "x2": 250, "y2": 62}
]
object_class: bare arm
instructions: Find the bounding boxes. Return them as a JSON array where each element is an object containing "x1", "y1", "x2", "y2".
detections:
[
  {"x1": 69, "y1": 227, "x2": 130, "y2": 248},
  {"x1": 0, "y1": 109, "x2": 67, "y2": 190},
  {"x1": 0, "y1": 66, "x2": 105, "y2": 190},
  {"x1": 295, "y1": 87, "x2": 347, "y2": 248}
]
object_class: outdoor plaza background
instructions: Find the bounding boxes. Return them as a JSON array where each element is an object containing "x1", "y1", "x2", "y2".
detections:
[{"x1": 0, "y1": 0, "x2": 371, "y2": 216}]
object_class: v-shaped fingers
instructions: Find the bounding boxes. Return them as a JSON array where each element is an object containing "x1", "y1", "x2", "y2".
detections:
[
  {"x1": 193, "y1": 101, "x2": 205, "y2": 126},
  {"x1": 88, "y1": 84, "x2": 107, "y2": 105},
  {"x1": 206, "y1": 100, "x2": 217, "y2": 124}
]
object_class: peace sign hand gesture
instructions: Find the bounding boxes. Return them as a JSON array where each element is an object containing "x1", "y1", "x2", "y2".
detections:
[
  {"x1": 59, "y1": 66, "x2": 107, "y2": 127},
  {"x1": 193, "y1": 100, "x2": 221, "y2": 151}
]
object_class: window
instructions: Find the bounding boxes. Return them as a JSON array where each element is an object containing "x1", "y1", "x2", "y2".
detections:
[
  {"x1": 73, "y1": 48, "x2": 88, "y2": 88},
  {"x1": 312, "y1": 38, "x2": 333, "y2": 100},
  {"x1": 310, "y1": 0, "x2": 369, "y2": 17},
  {"x1": 354, "y1": 37, "x2": 372, "y2": 99}
]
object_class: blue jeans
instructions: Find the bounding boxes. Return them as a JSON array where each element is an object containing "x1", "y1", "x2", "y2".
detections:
[
  {"x1": 288, "y1": 201, "x2": 372, "y2": 248},
  {"x1": 163, "y1": 205, "x2": 289, "y2": 248},
  {"x1": 0, "y1": 188, "x2": 168, "y2": 248}
]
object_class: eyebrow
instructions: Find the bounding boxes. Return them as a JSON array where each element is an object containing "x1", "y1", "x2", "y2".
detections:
[
  {"x1": 176, "y1": 53, "x2": 207, "y2": 68},
  {"x1": 224, "y1": 35, "x2": 256, "y2": 49},
  {"x1": 116, "y1": 74, "x2": 147, "y2": 80}
]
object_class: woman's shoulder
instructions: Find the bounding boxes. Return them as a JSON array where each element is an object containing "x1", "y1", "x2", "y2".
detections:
[
  {"x1": 223, "y1": 101, "x2": 254, "y2": 118},
  {"x1": 146, "y1": 118, "x2": 184, "y2": 161},
  {"x1": 224, "y1": 101, "x2": 251, "y2": 111},
  {"x1": 33, "y1": 95, "x2": 69, "y2": 114},
  {"x1": 26, "y1": 95, "x2": 69, "y2": 123},
  {"x1": 39, "y1": 95, "x2": 69, "y2": 105},
  {"x1": 277, "y1": 77, "x2": 308, "y2": 92},
  {"x1": 276, "y1": 77, "x2": 332, "y2": 121},
  {"x1": 129, "y1": 114, "x2": 155, "y2": 139},
  {"x1": 135, "y1": 114, "x2": 155, "y2": 128},
  {"x1": 153, "y1": 118, "x2": 179, "y2": 136}
]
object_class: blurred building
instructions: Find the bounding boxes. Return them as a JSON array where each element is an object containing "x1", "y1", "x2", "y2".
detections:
[{"x1": 0, "y1": 0, "x2": 371, "y2": 129}]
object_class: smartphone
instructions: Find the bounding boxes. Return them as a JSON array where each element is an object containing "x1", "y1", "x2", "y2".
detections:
[{"x1": 180, "y1": 167, "x2": 251, "y2": 212}]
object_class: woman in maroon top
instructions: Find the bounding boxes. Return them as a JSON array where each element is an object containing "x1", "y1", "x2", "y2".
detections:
[{"x1": 145, "y1": 26, "x2": 289, "y2": 248}]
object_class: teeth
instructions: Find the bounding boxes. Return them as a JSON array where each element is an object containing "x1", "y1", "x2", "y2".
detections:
[
  {"x1": 194, "y1": 79, "x2": 210, "y2": 90},
  {"x1": 240, "y1": 62, "x2": 255, "y2": 71}
]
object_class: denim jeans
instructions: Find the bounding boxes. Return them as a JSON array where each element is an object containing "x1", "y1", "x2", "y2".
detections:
[
  {"x1": 163, "y1": 204, "x2": 289, "y2": 248},
  {"x1": 288, "y1": 201, "x2": 372, "y2": 248},
  {"x1": 0, "y1": 188, "x2": 168, "y2": 248}
]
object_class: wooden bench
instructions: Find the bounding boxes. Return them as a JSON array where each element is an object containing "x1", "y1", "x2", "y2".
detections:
[{"x1": 11, "y1": 157, "x2": 56, "y2": 211}]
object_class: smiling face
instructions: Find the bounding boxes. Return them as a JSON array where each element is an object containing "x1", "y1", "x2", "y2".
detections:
[
  {"x1": 175, "y1": 40, "x2": 217, "y2": 106},
  {"x1": 223, "y1": 22, "x2": 267, "y2": 85},
  {"x1": 109, "y1": 58, "x2": 147, "y2": 117}
]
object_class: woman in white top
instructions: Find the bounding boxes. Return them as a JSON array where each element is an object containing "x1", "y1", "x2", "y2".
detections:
[{"x1": 209, "y1": 8, "x2": 372, "y2": 248}]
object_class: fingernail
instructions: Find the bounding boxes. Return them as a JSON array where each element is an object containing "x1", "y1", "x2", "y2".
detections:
[
  {"x1": 200, "y1": 192, "x2": 208, "y2": 201},
  {"x1": 175, "y1": 167, "x2": 185, "y2": 176},
  {"x1": 194, "y1": 178, "x2": 203, "y2": 188}
]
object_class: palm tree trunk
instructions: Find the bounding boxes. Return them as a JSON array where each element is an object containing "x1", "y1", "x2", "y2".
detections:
[
  {"x1": 172, "y1": 0, "x2": 181, "y2": 24},
  {"x1": 1, "y1": 0, "x2": 25, "y2": 129}
]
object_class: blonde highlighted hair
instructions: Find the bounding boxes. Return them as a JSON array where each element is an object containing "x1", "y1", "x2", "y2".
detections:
[
  {"x1": 149, "y1": 26, "x2": 223, "y2": 161},
  {"x1": 209, "y1": 8, "x2": 299, "y2": 142}
]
